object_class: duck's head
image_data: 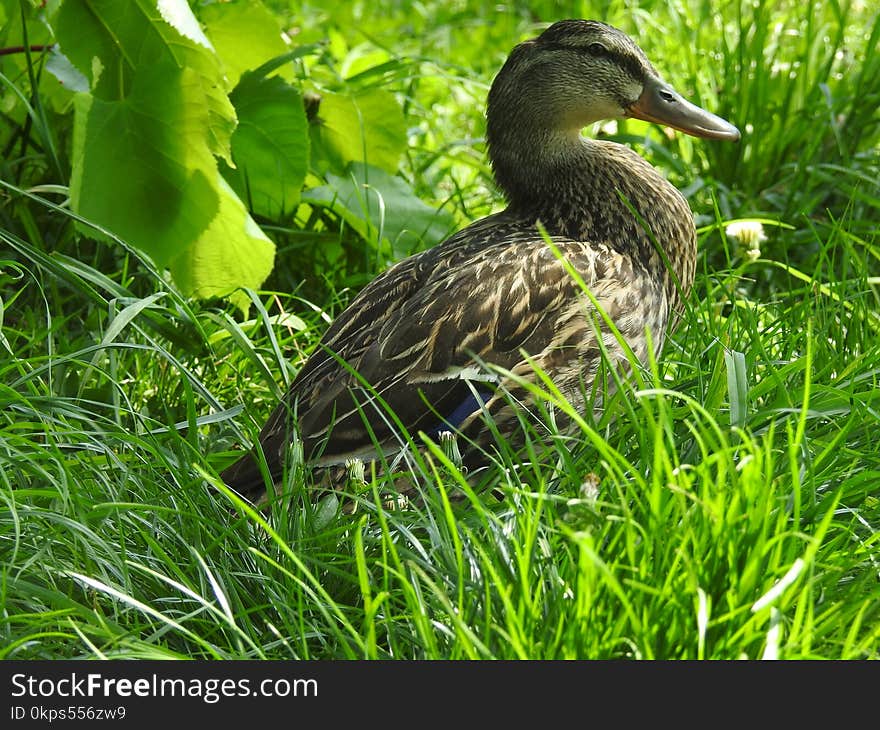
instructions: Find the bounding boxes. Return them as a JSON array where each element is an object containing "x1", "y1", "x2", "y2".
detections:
[{"x1": 487, "y1": 19, "x2": 740, "y2": 163}]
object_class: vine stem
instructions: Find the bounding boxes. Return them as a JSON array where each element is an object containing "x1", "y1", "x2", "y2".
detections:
[{"x1": 0, "y1": 44, "x2": 54, "y2": 57}]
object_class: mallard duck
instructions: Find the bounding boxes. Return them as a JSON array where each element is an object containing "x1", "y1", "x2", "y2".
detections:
[{"x1": 221, "y1": 19, "x2": 739, "y2": 501}]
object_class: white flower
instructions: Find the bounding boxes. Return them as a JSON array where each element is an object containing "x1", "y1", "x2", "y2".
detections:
[
  {"x1": 345, "y1": 458, "x2": 366, "y2": 484},
  {"x1": 580, "y1": 472, "x2": 600, "y2": 502},
  {"x1": 726, "y1": 221, "x2": 767, "y2": 261},
  {"x1": 726, "y1": 220, "x2": 767, "y2": 247},
  {"x1": 438, "y1": 430, "x2": 464, "y2": 468}
]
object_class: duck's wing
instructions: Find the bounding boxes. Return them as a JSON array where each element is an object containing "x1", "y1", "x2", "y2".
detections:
[{"x1": 221, "y1": 220, "x2": 652, "y2": 497}]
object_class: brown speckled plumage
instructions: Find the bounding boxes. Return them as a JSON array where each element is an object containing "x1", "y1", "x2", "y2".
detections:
[{"x1": 220, "y1": 19, "x2": 739, "y2": 501}]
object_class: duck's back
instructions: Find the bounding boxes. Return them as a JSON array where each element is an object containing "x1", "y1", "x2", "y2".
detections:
[{"x1": 221, "y1": 206, "x2": 671, "y2": 496}]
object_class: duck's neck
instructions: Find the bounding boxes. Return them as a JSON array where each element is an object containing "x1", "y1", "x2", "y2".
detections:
[{"x1": 486, "y1": 124, "x2": 697, "y2": 308}]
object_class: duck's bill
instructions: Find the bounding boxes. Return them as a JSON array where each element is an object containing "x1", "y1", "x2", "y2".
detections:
[{"x1": 626, "y1": 76, "x2": 741, "y2": 141}]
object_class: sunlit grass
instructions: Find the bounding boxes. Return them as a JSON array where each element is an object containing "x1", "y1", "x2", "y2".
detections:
[{"x1": 3, "y1": 204, "x2": 878, "y2": 658}]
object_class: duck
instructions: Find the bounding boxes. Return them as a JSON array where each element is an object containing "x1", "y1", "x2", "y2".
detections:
[{"x1": 220, "y1": 19, "x2": 740, "y2": 502}]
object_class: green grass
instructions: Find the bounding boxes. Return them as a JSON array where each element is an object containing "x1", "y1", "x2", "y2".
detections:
[{"x1": 2, "y1": 0, "x2": 879, "y2": 659}]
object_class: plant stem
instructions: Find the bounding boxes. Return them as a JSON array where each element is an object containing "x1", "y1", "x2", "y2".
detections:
[{"x1": 0, "y1": 44, "x2": 54, "y2": 57}]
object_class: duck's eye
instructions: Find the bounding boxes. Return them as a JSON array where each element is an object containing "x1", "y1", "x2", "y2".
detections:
[{"x1": 586, "y1": 42, "x2": 609, "y2": 56}]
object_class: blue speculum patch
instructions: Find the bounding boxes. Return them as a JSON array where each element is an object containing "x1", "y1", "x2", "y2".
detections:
[{"x1": 424, "y1": 389, "x2": 492, "y2": 439}]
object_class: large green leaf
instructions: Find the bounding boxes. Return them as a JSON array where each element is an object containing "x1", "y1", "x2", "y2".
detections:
[
  {"x1": 302, "y1": 162, "x2": 455, "y2": 258},
  {"x1": 58, "y1": 0, "x2": 275, "y2": 306},
  {"x1": 170, "y1": 174, "x2": 275, "y2": 312},
  {"x1": 310, "y1": 90, "x2": 406, "y2": 174},
  {"x1": 57, "y1": 0, "x2": 235, "y2": 163},
  {"x1": 69, "y1": 63, "x2": 220, "y2": 268},
  {"x1": 224, "y1": 72, "x2": 309, "y2": 220},
  {"x1": 199, "y1": 0, "x2": 290, "y2": 87}
]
